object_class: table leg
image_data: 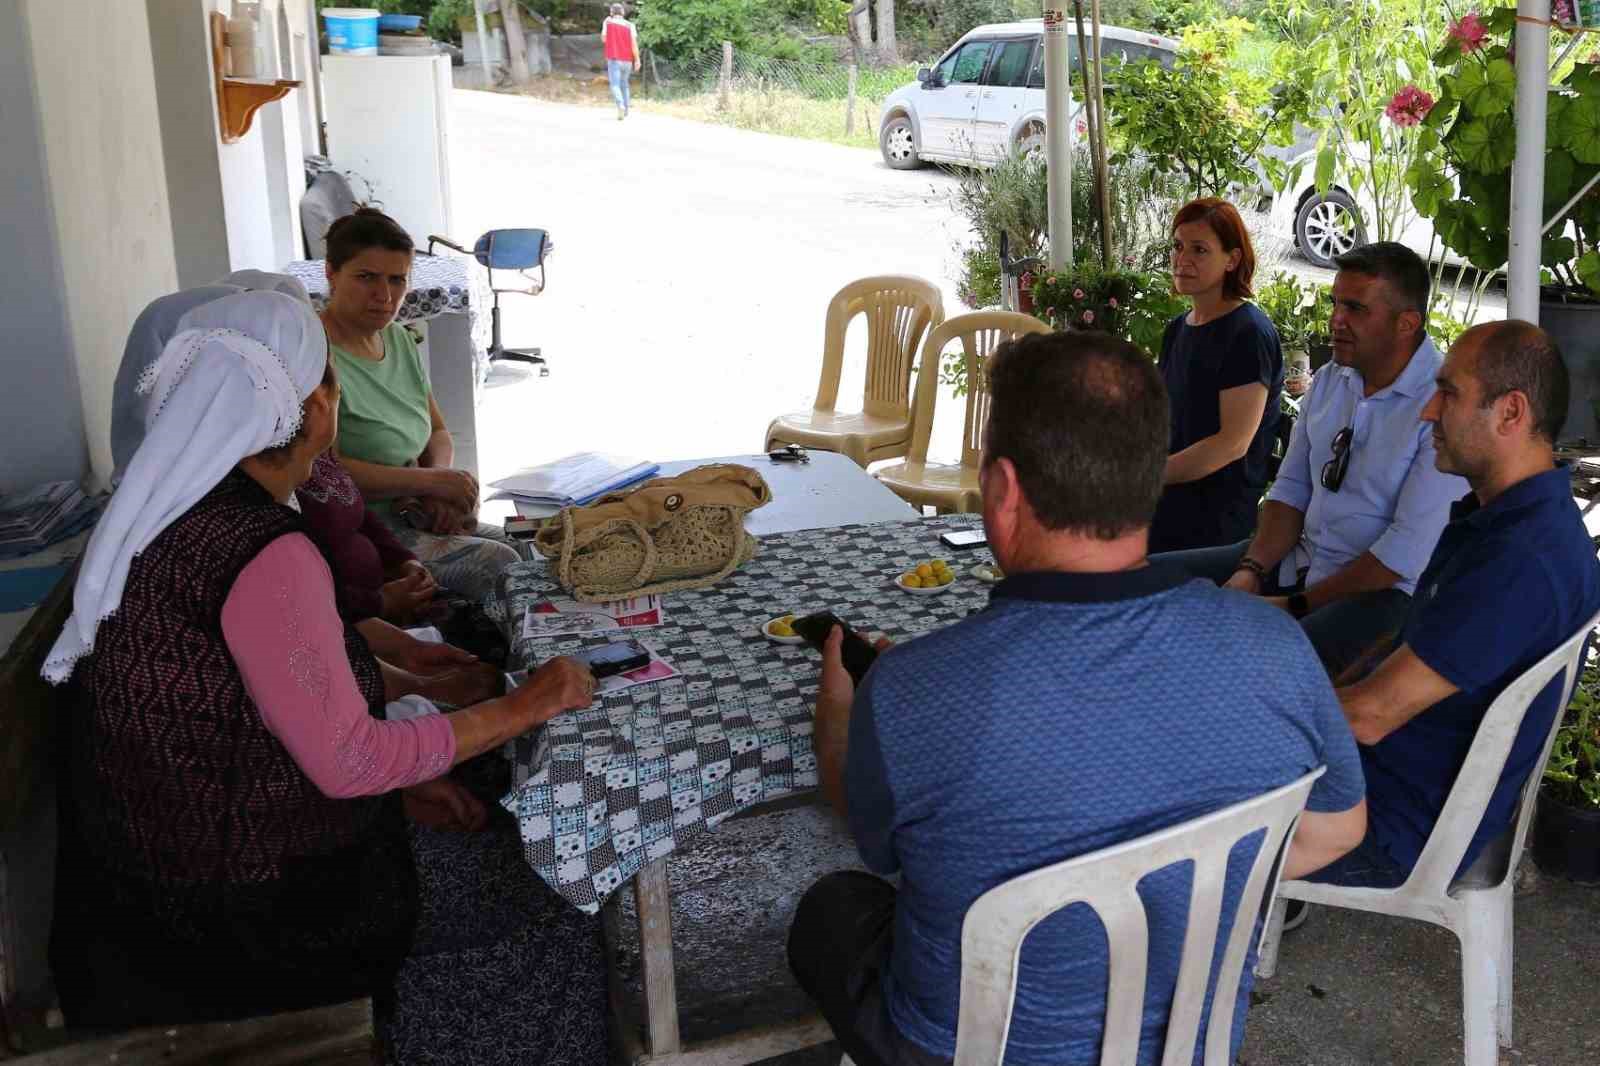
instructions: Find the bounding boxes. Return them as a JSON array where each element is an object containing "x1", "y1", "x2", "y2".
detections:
[{"x1": 634, "y1": 858, "x2": 681, "y2": 1056}]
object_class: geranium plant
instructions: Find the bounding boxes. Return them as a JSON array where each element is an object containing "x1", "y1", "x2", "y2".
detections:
[{"x1": 1031, "y1": 265, "x2": 1188, "y2": 360}]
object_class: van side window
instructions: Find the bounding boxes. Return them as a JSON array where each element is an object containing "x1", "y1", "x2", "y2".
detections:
[
  {"x1": 1026, "y1": 34, "x2": 1082, "y2": 88},
  {"x1": 986, "y1": 39, "x2": 1035, "y2": 89},
  {"x1": 940, "y1": 39, "x2": 996, "y2": 85}
]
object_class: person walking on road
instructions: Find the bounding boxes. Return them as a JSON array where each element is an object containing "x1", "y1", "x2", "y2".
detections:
[{"x1": 603, "y1": 4, "x2": 641, "y2": 120}]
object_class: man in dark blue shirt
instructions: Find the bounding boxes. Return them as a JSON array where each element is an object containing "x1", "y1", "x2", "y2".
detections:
[
  {"x1": 786, "y1": 331, "x2": 1368, "y2": 1066},
  {"x1": 1310, "y1": 319, "x2": 1600, "y2": 890}
]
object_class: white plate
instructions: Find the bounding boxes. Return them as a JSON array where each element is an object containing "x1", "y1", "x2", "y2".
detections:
[
  {"x1": 762, "y1": 617, "x2": 807, "y2": 644},
  {"x1": 970, "y1": 563, "x2": 1004, "y2": 583},
  {"x1": 896, "y1": 572, "x2": 953, "y2": 595}
]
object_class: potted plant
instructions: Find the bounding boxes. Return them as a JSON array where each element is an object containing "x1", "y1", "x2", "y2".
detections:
[
  {"x1": 1533, "y1": 651, "x2": 1600, "y2": 882},
  {"x1": 1030, "y1": 264, "x2": 1187, "y2": 361},
  {"x1": 1256, "y1": 272, "x2": 1314, "y2": 395},
  {"x1": 1410, "y1": 8, "x2": 1600, "y2": 436}
]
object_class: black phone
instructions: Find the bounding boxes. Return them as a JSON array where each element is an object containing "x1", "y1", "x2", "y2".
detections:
[
  {"x1": 939, "y1": 528, "x2": 988, "y2": 550},
  {"x1": 791, "y1": 611, "x2": 879, "y2": 685},
  {"x1": 577, "y1": 640, "x2": 651, "y2": 679}
]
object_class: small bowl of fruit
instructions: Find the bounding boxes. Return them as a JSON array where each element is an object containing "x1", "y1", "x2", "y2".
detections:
[
  {"x1": 762, "y1": 613, "x2": 807, "y2": 644},
  {"x1": 896, "y1": 559, "x2": 955, "y2": 594}
]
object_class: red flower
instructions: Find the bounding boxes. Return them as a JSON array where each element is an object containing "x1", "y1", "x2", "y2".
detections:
[
  {"x1": 1385, "y1": 85, "x2": 1435, "y2": 128},
  {"x1": 1448, "y1": 12, "x2": 1488, "y2": 54},
  {"x1": 1082, "y1": 309, "x2": 1095, "y2": 324}
]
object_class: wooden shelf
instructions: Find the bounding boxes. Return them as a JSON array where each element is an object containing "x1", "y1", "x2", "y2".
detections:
[{"x1": 209, "y1": 11, "x2": 299, "y2": 143}]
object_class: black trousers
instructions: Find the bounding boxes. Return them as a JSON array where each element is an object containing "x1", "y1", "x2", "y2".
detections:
[{"x1": 787, "y1": 871, "x2": 950, "y2": 1066}]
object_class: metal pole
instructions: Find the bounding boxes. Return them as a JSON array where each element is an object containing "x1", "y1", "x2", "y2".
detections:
[
  {"x1": 472, "y1": 0, "x2": 494, "y2": 88},
  {"x1": 1507, "y1": 0, "x2": 1551, "y2": 322},
  {"x1": 1043, "y1": 2, "x2": 1073, "y2": 270}
]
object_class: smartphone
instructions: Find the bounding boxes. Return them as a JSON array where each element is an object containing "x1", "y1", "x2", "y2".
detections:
[
  {"x1": 939, "y1": 529, "x2": 988, "y2": 551},
  {"x1": 790, "y1": 611, "x2": 879, "y2": 685},
  {"x1": 577, "y1": 640, "x2": 651, "y2": 679}
]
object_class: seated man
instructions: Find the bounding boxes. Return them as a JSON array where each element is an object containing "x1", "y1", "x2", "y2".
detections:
[
  {"x1": 787, "y1": 331, "x2": 1368, "y2": 1066},
  {"x1": 1309, "y1": 320, "x2": 1600, "y2": 890},
  {"x1": 1154, "y1": 242, "x2": 1466, "y2": 677}
]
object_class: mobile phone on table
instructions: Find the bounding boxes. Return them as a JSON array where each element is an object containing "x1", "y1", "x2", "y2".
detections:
[
  {"x1": 790, "y1": 611, "x2": 879, "y2": 686},
  {"x1": 576, "y1": 639, "x2": 652, "y2": 679},
  {"x1": 939, "y1": 529, "x2": 987, "y2": 550}
]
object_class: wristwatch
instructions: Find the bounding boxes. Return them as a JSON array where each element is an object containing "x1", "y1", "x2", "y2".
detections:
[{"x1": 1288, "y1": 592, "x2": 1310, "y2": 619}]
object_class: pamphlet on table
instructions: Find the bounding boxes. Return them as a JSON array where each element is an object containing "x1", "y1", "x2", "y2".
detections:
[
  {"x1": 487, "y1": 452, "x2": 658, "y2": 516},
  {"x1": 520, "y1": 594, "x2": 665, "y2": 639}
]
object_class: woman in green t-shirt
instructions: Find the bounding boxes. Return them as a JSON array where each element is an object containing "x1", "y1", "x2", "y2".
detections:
[{"x1": 319, "y1": 209, "x2": 519, "y2": 602}]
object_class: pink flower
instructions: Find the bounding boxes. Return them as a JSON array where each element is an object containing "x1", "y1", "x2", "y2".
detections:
[
  {"x1": 1385, "y1": 85, "x2": 1435, "y2": 128},
  {"x1": 1555, "y1": 0, "x2": 1575, "y2": 25},
  {"x1": 1108, "y1": 297, "x2": 1119, "y2": 309},
  {"x1": 1073, "y1": 288, "x2": 1086, "y2": 300},
  {"x1": 1046, "y1": 306, "x2": 1056, "y2": 317},
  {"x1": 1082, "y1": 309, "x2": 1095, "y2": 324},
  {"x1": 1448, "y1": 12, "x2": 1488, "y2": 54}
]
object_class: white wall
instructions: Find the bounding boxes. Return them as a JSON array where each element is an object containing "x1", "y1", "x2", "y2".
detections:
[
  {"x1": 0, "y1": 5, "x2": 89, "y2": 495},
  {"x1": 25, "y1": 0, "x2": 181, "y2": 489}
]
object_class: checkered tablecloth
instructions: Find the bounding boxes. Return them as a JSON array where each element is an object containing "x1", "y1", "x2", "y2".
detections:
[
  {"x1": 284, "y1": 256, "x2": 493, "y2": 384},
  {"x1": 491, "y1": 515, "x2": 997, "y2": 912}
]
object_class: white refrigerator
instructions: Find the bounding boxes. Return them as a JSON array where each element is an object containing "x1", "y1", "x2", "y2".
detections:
[{"x1": 320, "y1": 54, "x2": 453, "y2": 248}]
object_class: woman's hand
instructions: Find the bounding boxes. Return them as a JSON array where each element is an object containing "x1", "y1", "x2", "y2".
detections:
[
  {"x1": 397, "y1": 636, "x2": 477, "y2": 677},
  {"x1": 381, "y1": 563, "x2": 438, "y2": 622},
  {"x1": 422, "y1": 498, "x2": 472, "y2": 536},
  {"x1": 403, "y1": 776, "x2": 488, "y2": 832},
  {"x1": 507, "y1": 656, "x2": 596, "y2": 728},
  {"x1": 421, "y1": 467, "x2": 479, "y2": 515},
  {"x1": 421, "y1": 663, "x2": 504, "y2": 707}
]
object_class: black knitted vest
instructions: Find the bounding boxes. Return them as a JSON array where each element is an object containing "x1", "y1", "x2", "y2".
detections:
[{"x1": 55, "y1": 470, "x2": 417, "y2": 1026}]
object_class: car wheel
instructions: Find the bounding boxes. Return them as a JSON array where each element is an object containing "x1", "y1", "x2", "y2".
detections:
[
  {"x1": 880, "y1": 115, "x2": 921, "y2": 170},
  {"x1": 1016, "y1": 124, "x2": 1045, "y2": 160},
  {"x1": 1295, "y1": 189, "x2": 1367, "y2": 269}
]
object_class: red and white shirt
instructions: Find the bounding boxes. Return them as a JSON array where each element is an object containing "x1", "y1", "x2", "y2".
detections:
[{"x1": 603, "y1": 16, "x2": 637, "y2": 62}]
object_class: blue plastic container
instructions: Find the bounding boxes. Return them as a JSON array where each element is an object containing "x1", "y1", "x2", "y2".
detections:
[
  {"x1": 322, "y1": 8, "x2": 380, "y2": 55},
  {"x1": 378, "y1": 13, "x2": 424, "y2": 32}
]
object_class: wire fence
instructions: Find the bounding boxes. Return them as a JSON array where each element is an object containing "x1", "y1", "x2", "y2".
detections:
[{"x1": 636, "y1": 47, "x2": 926, "y2": 150}]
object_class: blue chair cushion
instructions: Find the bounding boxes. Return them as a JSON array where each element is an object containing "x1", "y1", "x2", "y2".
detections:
[{"x1": 473, "y1": 229, "x2": 548, "y2": 271}]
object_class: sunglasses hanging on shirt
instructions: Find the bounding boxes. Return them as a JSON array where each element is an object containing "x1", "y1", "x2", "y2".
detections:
[{"x1": 1321, "y1": 426, "x2": 1354, "y2": 492}]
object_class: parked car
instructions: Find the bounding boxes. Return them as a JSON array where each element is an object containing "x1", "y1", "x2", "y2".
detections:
[{"x1": 878, "y1": 20, "x2": 1179, "y2": 171}]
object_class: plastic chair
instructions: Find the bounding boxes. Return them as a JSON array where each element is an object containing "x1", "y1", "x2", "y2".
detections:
[
  {"x1": 428, "y1": 228, "x2": 553, "y2": 376},
  {"x1": 874, "y1": 312, "x2": 1051, "y2": 514},
  {"x1": 765, "y1": 276, "x2": 945, "y2": 468},
  {"x1": 1256, "y1": 609, "x2": 1600, "y2": 1066}
]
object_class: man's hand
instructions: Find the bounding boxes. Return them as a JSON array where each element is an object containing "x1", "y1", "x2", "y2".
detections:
[
  {"x1": 421, "y1": 662, "x2": 503, "y2": 707},
  {"x1": 1263, "y1": 595, "x2": 1292, "y2": 613},
  {"x1": 401, "y1": 638, "x2": 478, "y2": 677},
  {"x1": 422, "y1": 467, "x2": 479, "y2": 515},
  {"x1": 403, "y1": 776, "x2": 488, "y2": 832},
  {"x1": 381, "y1": 564, "x2": 438, "y2": 622},
  {"x1": 814, "y1": 627, "x2": 893, "y2": 820},
  {"x1": 817, "y1": 627, "x2": 896, "y2": 720},
  {"x1": 633, "y1": 59, "x2": 642, "y2": 72},
  {"x1": 508, "y1": 656, "x2": 597, "y2": 726},
  {"x1": 1223, "y1": 568, "x2": 1263, "y2": 595}
]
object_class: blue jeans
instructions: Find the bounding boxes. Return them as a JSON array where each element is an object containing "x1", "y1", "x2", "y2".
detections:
[
  {"x1": 1302, "y1": 830, "x2": 1410, "y2": 888},
  {"x1": 1151, "y1": 539, "x2": 1413, "y2": 680},
  {"x1": 607, "y1": 59, "x2": 632, "y2": 112}
]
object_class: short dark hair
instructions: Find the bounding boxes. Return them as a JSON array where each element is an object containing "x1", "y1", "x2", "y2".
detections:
[
  {"x1": 324, "y1": 207, "x2": 414, "y2": 271},
  {"x1": 1333, "y1": 241, "x2": 1431, "y2": 320},
  {"x1": 1468, "y1": 319, "x2": 1570, "y2": 442},
  {"x1": 1172, "y1": 197, "x2": 1257, "y2": 299},
  {"x1": 984, "y1": 331, "x2": 1168, "y2": 539}
]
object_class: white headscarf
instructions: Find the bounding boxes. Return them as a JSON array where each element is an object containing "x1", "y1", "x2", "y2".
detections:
[
  {"x1": 45, "y1": 291, "x2": 328, "y2": 684},
  {"x1": 109, "y1": 272, "x2": 312, "y2": 485}
]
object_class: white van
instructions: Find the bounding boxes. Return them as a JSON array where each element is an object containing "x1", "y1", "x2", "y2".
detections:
[{"x1": 877, "y1": 19, "x2": 1179, "y2": 170}]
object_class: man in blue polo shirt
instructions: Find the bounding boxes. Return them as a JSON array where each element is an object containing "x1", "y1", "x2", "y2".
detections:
[
  {"x1": 786, "y1": 331, "x2": 1368, "y2": 1066},
  {"x1": 1309, "y1": 320, "x2": 1600, "y2": 889},
  {"x1": 1154, "y1": 243, "x2": 1466, "y2": 677}
]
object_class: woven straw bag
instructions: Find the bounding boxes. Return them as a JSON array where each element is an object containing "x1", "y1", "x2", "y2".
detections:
[{"x1": 533, "y1": 464, "x2": 772, "y2": 602}]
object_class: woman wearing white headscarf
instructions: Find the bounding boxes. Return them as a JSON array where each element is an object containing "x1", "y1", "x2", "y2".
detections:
[{"x1": 48, "y1": 291, "x2": 609, "y2": 1064}]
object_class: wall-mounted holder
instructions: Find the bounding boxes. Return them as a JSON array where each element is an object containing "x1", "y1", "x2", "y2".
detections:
[{"x1": 210, "y1": 11, "x2": 299, "y2": 143}]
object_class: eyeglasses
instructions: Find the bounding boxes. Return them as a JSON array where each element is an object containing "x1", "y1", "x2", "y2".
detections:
[{"x1": 1321, "y1": 426, "x2": 1354, "y2": 492}]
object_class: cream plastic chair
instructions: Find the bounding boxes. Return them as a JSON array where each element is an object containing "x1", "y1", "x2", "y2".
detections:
[
  {"x1": 840, "y1": 770, "x2": 1322, "y2": 1066},
  {"x1": 765, "y1": 276, "x2": 944, "y2": 468},
  {"x1": 874, "y1": 312, "x2": 1051, "y2": 514},
  {"x1": 1256, "y1": 609, "x2": 1600, "y2": 1066}
]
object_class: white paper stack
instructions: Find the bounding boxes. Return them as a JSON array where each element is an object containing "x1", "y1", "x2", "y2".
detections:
[{"x1": 487, "y1": 452, "x2": 659, "y2": 517}]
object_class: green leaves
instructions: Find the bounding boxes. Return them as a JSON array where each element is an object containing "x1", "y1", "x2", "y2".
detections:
[
  {"x1": 1450, "y1": 57, "x2": 1516, "y2": 117},
  {"x1": 1559, "y1": 95, "x2": 1600, "y2": 165},
  {"x1": 1579, "y1": 251, "x2": 1600, "y2": 296},
  {"x1": 1406, "y1": 159, "x2": 1452, "y2": 217},
  {"x1": 1314, "y1": 143, "x2": 1336, "y2": 192},
  {"x1": 1452, "y1": 113, "x2": 1515, "y2": 174}
]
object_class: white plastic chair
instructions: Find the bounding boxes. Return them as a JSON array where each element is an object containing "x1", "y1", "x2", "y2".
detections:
[
  {"x1": 895, "y1": 768, "x2": 1322, "y2": 1066},
  {"x1": 1256, "y1": 609, "x2": 1600, "y2": 1066}
]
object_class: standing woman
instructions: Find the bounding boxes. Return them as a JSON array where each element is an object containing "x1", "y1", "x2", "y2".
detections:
[
  {"x1": 319, "y1": 208, "x2": 520, "y2": 602},
  {"x1": 1149, "y1": 198, "x2": 1284, "y2": 553}
]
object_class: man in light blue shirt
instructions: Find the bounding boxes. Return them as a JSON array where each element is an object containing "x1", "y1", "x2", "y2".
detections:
[{"x1": 1154, "y1": 243, "x2": 1466, "y2": 676}]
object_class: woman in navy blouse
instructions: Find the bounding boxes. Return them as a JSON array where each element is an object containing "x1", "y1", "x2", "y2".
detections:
[{"x1": 1149, "y1": 198, "x2": 1285, "y2": 553}]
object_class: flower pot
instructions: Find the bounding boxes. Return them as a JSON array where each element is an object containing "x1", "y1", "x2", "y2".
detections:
[
  {"x1": 1542, "y1": 288, "x2": 1600, "y2": 447},
  {"x1": 1531, "y1": 784, "x2": 1600, "y2": 883},
  {"x1": 1017, "y1": 271, "x2": 1036, "y2": 316}
]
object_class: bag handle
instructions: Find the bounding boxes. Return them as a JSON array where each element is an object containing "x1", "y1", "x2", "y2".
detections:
[
  {"x1": 553, "y1": 509, "x2": 656, "y2": 594},
  {"x1": 575, "y1": 531, "x2": 753, "y2": 601}
]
